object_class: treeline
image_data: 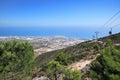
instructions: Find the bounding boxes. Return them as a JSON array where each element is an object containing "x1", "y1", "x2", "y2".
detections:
[{"x1": 0, "y1": 41, "x2": 35, "y2": 80}]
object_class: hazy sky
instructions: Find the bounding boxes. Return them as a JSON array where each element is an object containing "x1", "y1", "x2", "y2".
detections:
[{"x1": 0, "y1": 0, "x2": 120, "y2": 27}]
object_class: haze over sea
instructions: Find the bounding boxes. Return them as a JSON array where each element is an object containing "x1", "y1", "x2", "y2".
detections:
[
  {"x1": 0, "y1": 26, "x2": 92, "y2": 39},
  {"x1": 1, "y1": 26, "x2": 120, "y2": 39}
]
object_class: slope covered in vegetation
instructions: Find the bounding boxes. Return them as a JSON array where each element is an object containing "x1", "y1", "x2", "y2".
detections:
[
  {"x1": 0, "y1": 32, "x2": 120, "y2": 80},
  {"x1": 89, "y1": 40, "x2": 120, "y2": 80},
  {"x1": 35, "y1": 33, "x2": 120, "y2": 80},
  {"x1": 36, "y1": 33, "x2": 120, "y2": 66}
]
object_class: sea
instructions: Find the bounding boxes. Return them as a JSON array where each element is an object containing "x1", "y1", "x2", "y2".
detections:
[{"x1": 0, "y1": 26, "x2": 119, "y2": 39}]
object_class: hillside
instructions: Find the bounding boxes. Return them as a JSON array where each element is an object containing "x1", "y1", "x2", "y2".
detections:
[
  {"x1": 35, "y1": 32, "x2": 120, "y2": 78},
  {"x1": 88, "y1": 39, "x2": 120, "y2": 80},
  {"x1": 99, "y1": 32, "x2": 120, "y2": 44},
  {"x1": 36, "y1": 33, "x2": 120, "y2": 65}
]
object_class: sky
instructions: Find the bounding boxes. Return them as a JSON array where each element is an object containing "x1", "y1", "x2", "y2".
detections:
[{"x1": 0, "y1": 0, "x2": 120, "y2": 38}]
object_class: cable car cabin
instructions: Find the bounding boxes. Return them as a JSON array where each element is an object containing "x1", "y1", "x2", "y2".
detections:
[{"x1": 109, "y1": 31, "x2": 112, "y2": 35}]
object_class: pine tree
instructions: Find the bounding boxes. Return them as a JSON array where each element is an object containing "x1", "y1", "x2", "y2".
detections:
[
  {"x1": 90, "y1": 40, "x2": 120, "y2": 80},
  {"x1": 0, "y1": 41, "x2": 35, "y2": 79}
]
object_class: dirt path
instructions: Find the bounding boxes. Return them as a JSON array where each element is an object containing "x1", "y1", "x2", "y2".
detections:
[{"x1": 68, "y1": 54, "x2": 99, "y2": 71}]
